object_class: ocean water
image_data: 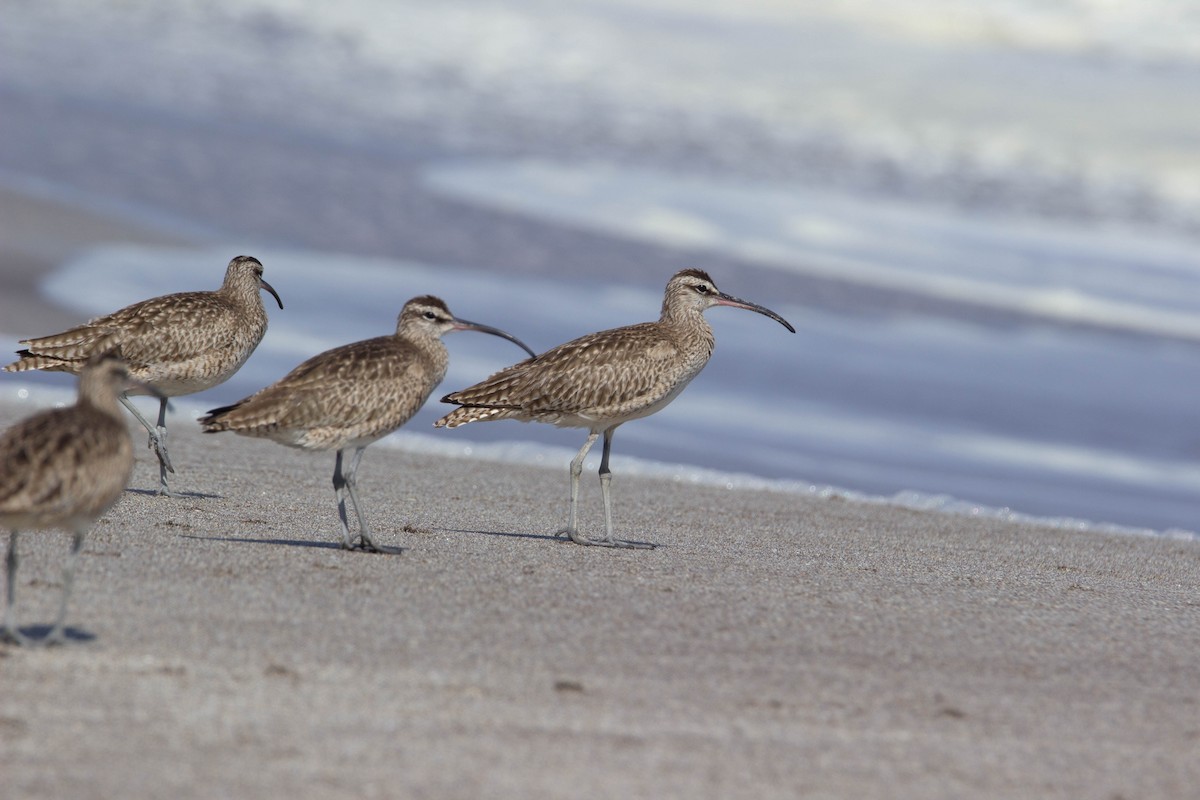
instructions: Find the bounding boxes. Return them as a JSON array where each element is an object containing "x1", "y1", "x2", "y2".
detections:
[{"x1": 2, "y1": 0, "x2": 1199, "y2": 537}]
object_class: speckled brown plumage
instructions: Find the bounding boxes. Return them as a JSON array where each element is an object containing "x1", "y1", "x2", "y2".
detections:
[
  {"x1": 436, "y1": 269, "x2": 795, "y2": 549},
  {"x1": 200, "y1": 296, "x2": 534, "y2": 552},
  {"x1": 1, "y1": 355, "x2": 139, "y2": 646},
  {"x1": 4, "y1": 255, "x2": 283, "y2": 496},
  {"x1": 5, "y1": 255, "x2": 282, "y2": 394},
  {"x1": 436, "y1": 317, "x2": 715, "y2": 430}
]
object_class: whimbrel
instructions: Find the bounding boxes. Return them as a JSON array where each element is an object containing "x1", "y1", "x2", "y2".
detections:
[
  {"x1": 436, "y1": 269, "x2": 794, "y2": 549},
  {"x1": 199, "y1": 296, "x2": 535, "y2": 553},
  {"x1": 1, "y1": 355, "x2": 151, "y2": 645},
  {"x1": 4, "y1": 255, "x2": 283, "y2": 496}
]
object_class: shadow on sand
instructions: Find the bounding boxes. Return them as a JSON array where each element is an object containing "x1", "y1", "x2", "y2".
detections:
[
  {"x1": 127, "y1": 488, "x2": 222, "y2": 500},
  {"x1": 445, "y1": 528, "x2": 659, "y2": 549},
  {"x1": 2, "y1": 625, "x2": 96, "y2": 646},
  {"x1": 179, "y1": 534, "x2": 404, "y2": 554}
]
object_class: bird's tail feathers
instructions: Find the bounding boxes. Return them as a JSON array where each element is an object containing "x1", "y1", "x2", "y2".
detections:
[
  {"x1": 198, "y1": 402, "x2": 243, "y2": 432},
  {"x1": 4, "y1": 328, "x2": 122, "y2": 374},
  {"x1": 434, "y1": 405, "x2": 511, "y2": 429},
  {"x1": 4, "y1": 350, "x2": 79, "y2": 374}
]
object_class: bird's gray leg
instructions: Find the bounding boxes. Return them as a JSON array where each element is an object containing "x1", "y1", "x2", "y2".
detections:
[
  {"x1": 43, "y1": 529, "x2": 86, "y2": 646},
  {"x1": 593, "y1": 428, "x2": 654, "y2": 550},
  {"x1": 119, "y1": 392, "x2": 156, "y2": 440},
  {"x1": 599, "y1": 429, "x2": 616, "y2": 541},
  {"x1": 559, "y1": 432, "x2": 601, "y2": 546},
  {"x1": 153, "y1": 396, "x2": 176, "y2": 495},
  {"x1": 1, "y1": 531, "x2": 30, "y2": 646},
  {"x1": 342, "y1": 447, "x2": 385, "y2": 553},
  {"x1": 119, "y1": 393, "x2": 176, "y2": 496},
  {"x1": 332, "y1": 449, "x2": 357, "y2": 550}
]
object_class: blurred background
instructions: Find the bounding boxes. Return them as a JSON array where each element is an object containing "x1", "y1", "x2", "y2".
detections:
[{"x1": 2, "y1": 0, "x2": 1199, "y2": 534}]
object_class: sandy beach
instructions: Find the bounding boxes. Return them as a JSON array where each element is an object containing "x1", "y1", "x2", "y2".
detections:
[
  {"x1": 1, "y1": 390, "x2": 1198, "y2": 799},
  {"x1": 0, "y1": 187, "x2": 1198, "y2": 800}
]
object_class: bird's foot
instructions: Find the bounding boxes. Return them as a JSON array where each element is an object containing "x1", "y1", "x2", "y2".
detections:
[
  {"x1": 147, "y1": 431, "x2": 176, "y2": 475},
  {"x1": 41, "y1": 627, "x2": 69, "y2": 647},
  {"x1": 342, "y1": 537, "x2": 404, "y2": 555},
  {"x1": 557, "y1": 528, "x2": 656, "y2": 550},
  {"x1": 0, "y1": 626, "x2": 31, "y2": 647}
]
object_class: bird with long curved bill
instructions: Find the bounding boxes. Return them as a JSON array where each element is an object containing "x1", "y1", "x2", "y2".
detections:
[
  {"x1": 436, "y1": 269, "x2": 794, "y2": 549},
  {"x1": 201, "y1": 296, "x2": 535, "y2": 553}
]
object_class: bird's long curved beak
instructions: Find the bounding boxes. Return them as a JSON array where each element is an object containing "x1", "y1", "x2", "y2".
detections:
[
  {"x1": 715, "y1": 292, "x2": 795, "y2": 333},
  {"x1": 452, "y1": 318, "x2": 538, "y2": 358},
  {"x1": 260, "y1": 277, "x2": 284, "y2": 310}
]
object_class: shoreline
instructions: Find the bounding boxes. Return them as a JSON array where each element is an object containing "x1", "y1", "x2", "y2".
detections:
[
  {"x1": 7, "y1": 370, "x2": 1196, "y2": 545},
  {"x1": 0, "y1": 181, "x2": 194, "y2": 337}
]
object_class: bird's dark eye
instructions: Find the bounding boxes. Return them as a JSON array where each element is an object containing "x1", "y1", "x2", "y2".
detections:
[
  {"x1": 696, "y1": 284, "x2": 710, "y2": 294},
  {"x1": 423, "y1": 311, "x2": 438, "y2": 320}
]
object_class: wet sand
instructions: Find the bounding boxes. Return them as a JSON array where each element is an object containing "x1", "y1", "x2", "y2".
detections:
[
  {"x1": 0, "y1": 184, "x2": 190, "y2": 336},
  {"x1": 1, "y1": 188, "x2": 1198, "y2": 799}
]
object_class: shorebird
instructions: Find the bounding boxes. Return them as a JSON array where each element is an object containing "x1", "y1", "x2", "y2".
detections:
[
  {"x1": 436, "y1": 269, "x2": 795, "y2": 549},
  {"x1": 199, "y1": 296, "x2": 535, "y2": 553},
  {"x1": 4, "y1": 255, "x2": 283, "y2": 497},
  {"x1": 1, "y1": 355, "x2": 154, "y2": 645}
]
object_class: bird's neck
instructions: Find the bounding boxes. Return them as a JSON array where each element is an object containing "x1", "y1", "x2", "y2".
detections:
[
  {"x1": 659, "y1": 307, "x2": 716, "y2": 360},
  {"x1": 221, "y1": 280, "x2": 267, "y2": 314},
  {"x1": 78, "y1": 378, "x2": 125, "y2": 422},
  {"x1": 406, "y1": 334, "x2": 451, "y2": 381}
]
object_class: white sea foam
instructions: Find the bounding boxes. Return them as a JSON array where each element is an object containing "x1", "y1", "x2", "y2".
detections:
[
  {"x1": 4, "y1": 0, "x2": 1200, "y2": 217},
  {"x1": 425, "y1": 159, "x2": 1200, "y2": 339}
]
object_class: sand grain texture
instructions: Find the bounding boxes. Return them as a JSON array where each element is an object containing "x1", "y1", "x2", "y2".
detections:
[{"x1": 0, "y1": 398, "x2": 1196, "y2": 799}]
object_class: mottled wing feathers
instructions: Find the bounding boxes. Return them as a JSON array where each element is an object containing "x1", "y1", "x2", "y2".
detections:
[
  {"x1": 201, "y1": 336, "x2": 444, "y2": 447},
  {"x1": 95, "y1": 292, "x2": 243, "y2": 365},
  {"x1": 5, "y1": 283, "x2": 271, "y2": 400},
  {"x1": 441, "y1": 322, "x2": 694, "y2": 425},
  {"x1": 10, "y1": 292, "x2": 236, "y2": 370}
]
